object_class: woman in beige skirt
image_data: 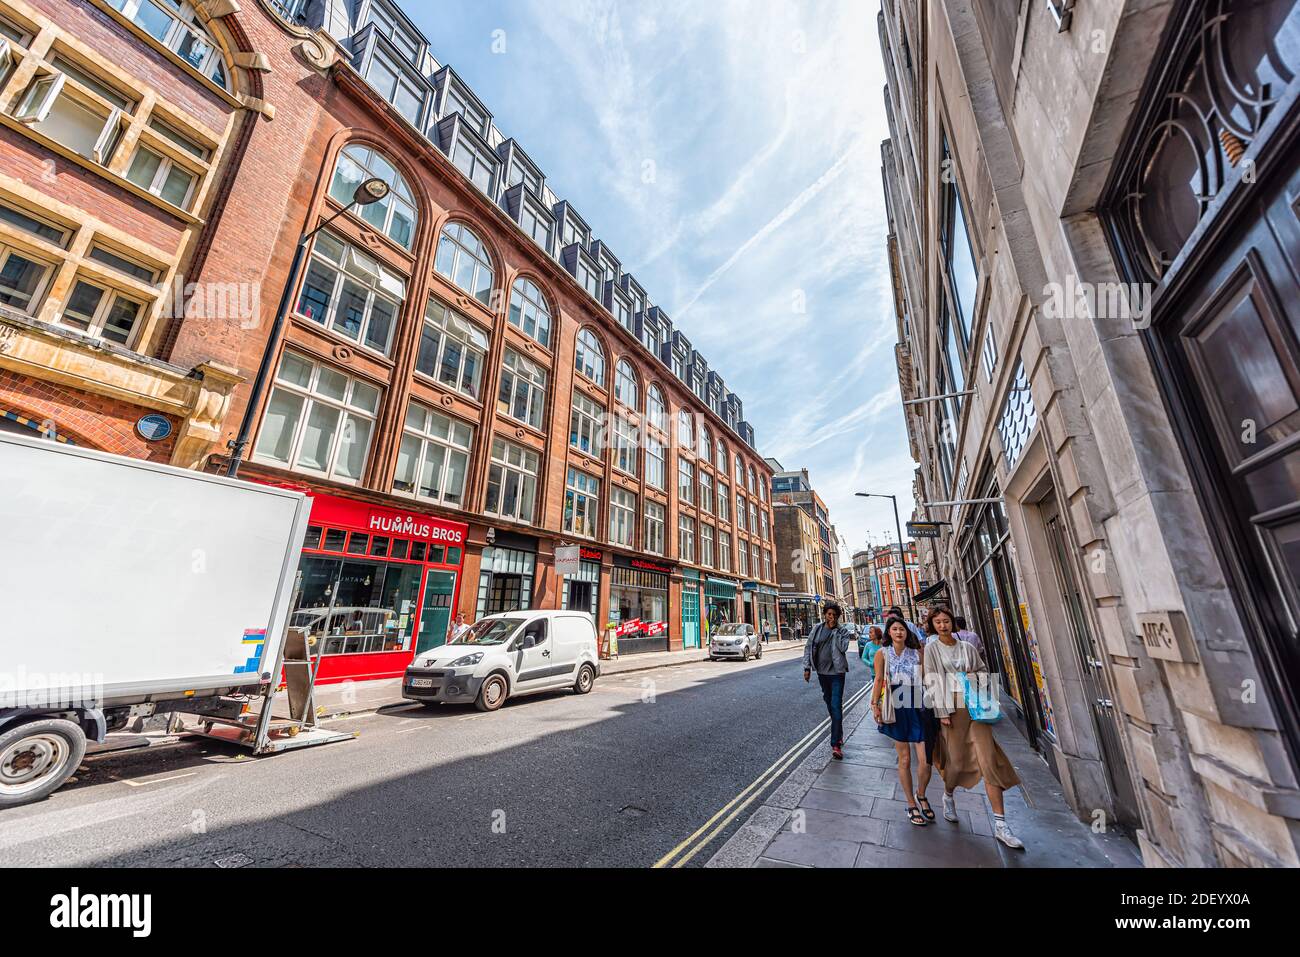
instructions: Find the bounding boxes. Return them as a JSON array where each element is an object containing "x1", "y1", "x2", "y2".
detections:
[{"x1": 924, "y1": 606, "x2": 1024, "y2": 849}]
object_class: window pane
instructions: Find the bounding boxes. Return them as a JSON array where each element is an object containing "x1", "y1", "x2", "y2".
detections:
[
  {"x1": 159, "y1": 164, "x2": 195, "y2": 208},
  {"x1": 256, "y1": 389, "x2": 304, "y2": 463},
  {"x1": 299, "y1": 403, "x2": 340, "y2": 471},
  {"x1": 298, "y1": 260, "x2": 336, "y2": 324},
  {"x1": 335, "y1": 413, "x2": 372, "y2": 480},
  {"x1": 444, "y1": 449, "x2": 468, "y2": 506},
  {"x1": 335, "y1": 278, "x2": 368, "y2": 340},
  {"x1": 61, "y1": 280, "x2": 103, "y2": 330},
  {"x1": 0, "y1": 252, "x2": 47, "y2": 311},
  {"x1": 420, "y1": 442, "x2": 446, "y2": 499},
  {"x1": 316, "y1": 367, "x2": 348, "y2": 402},
  {"x1": 394, "y1": 433, "x2": 421, "y2": 493},
  {"x1": 126, "y1": 149, "x2": 162, "y2": 190},
  {"x1": 101, "y1": 296, "x2": 141, "y2": 345}
]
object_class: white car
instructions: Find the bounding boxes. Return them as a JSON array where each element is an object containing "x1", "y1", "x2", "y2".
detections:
[
  {"x1": 402, "y1": 610, "x2": 601, "y2": 712},
  {"x1": 709, "y1": 622, "x2": 763, "y2": 661}
]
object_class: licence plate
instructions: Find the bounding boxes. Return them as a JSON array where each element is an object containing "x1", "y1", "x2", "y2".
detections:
[{"x1": 410, "y1": 678, "x2": 434, "y2": 688}]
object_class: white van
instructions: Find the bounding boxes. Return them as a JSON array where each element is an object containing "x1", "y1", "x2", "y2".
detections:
[{"x1": 401, "y1": 610, "x2": 601, "y2": 712}]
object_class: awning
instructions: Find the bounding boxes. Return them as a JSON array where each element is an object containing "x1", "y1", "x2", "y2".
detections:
[{"x1": 911, "y1": 579, "x2": 949, "y2": 603}]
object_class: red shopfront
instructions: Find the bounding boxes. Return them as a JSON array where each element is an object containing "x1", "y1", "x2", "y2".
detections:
[{"x1": 290, "y1": 491, "x2": 468, "y2": 685}]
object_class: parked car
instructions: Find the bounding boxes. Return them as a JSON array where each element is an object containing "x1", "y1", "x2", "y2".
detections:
[
  {"x1": 402, "y1": 610, "x2": 600, "y2": 712},
  {"x1": 709, "y1": 622, "x2": 763, "y2": 662}
]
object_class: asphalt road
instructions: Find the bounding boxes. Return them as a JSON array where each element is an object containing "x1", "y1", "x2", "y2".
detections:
[{"x1": 1, "y1": 645, "x2": 870, "y2": 867}]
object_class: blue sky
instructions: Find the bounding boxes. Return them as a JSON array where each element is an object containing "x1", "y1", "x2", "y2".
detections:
[{"x1": 407, "y1": 0, "x2": 916, "y2": 559}]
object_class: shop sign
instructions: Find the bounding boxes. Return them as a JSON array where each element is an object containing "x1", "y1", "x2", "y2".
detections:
[
  {"x1": 908, "y1": 521, "x2": 943, "y2": 539},
  {"x1": 614, "y1": 554, "x2": 673, "y2": 576},
  {"x1": 308, "y1": 493, "x2": 468, "y2": 547},
  {"x1": 580, "y1": 547, "x2": 603, "y2": 562},
  {"x1": 555, "y1": 546, "x2": 582, "y2": 576}
]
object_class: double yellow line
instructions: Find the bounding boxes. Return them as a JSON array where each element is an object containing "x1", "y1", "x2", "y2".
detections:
[{"x1": 653, "y1": 682, "x2": 873, "y2": 868}]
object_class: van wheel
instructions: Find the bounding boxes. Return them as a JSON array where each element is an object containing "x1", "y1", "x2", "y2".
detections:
[
  {"x1": 574, "y1": 664, "x2": 596, "y2": 695},
  {"x1": 0, "y1": 718, "x2": 86, "y2": 808},
  {"x1": 475, "y1": 675, "x2": 508, "y2": 712}
]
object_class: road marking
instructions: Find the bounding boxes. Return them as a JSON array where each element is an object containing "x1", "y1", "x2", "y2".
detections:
[
  {"x1": 116, "y1": 772, "x2": 197, "y2": 788},
  {"x1": 653, "y1": 683, "x2": 872, "y2": 868},
  {"x1": 394, "y1": 725, "x2": 429, "y2": 735}
]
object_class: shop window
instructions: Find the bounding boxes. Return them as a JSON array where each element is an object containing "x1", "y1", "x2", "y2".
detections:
[
  {"x1": 322, "y1": 528, "x2": 347, "y2": 551},
  {"x1": 563, "y1": 468, "x2": 600, "y2": 538},
  {"x1": 347, "y1": 533, "x2": 369, "y2": 555},
  {"x1": 106, "y1": 0, "x2": 230, "y2": 88},
  {"x1": 393, "y1": 402, "x2": 473, "y2": 507},
  {"x1": 416, "y1": 296, "x2": 487, "y2": 400},
  {"x1": 614, "y1": 359, "x2": 639, "y2": 408},
  {"x1": 575, "y1": 328, "x2": 605, "y2": 386},
  {"x1": 58, "y1": 278, "x2": 145, "y2": 347},
  {"x1": 0, "y1": 243, "x2": 54, "y2": 314},
  {"x1": 569, "y1": 389, "x2": 603, "y2": 457},
  {"x1": 507, "y1": 277, "x2": 551, "y2": 348},
  {"x1": 497, "y1": 347, "x2": 547, "y2": 430},
  {"x1": 610, "y1": 487, "x2": 635, "y2": 547},
  {"x1": 13, "y1": 71, "x2": 124, "y2": 166},
  {"x1": 678, "y1": 515, "x2": 696, "y2": 564},
  {"x1": 362, "y1": 48, "x2": 423, "y2": 125},
  {"x1": 484, "y1": 437, "x2": 539, "y2": 523},
  {"x1": 293, "y1": 556, "x2": 423, "y2": 656},
  {"x1": 434, "y1": 222, "x2": 493, "y2": 305},
  {"x1": 253, "y1": 351, "x2": 381, "y2": 484},
  {"x1": 613, "y1": 415, "x2": 638, "y2": 476},
  {"x1": 296, "y1": 231, "x2": 405, "y2": 356},
  {"x1": 644, "y1": 501, "x2": 665, "y2": 555},
  {"x1": 329, "y1": 144, "x2": 417, "y2": 250}
]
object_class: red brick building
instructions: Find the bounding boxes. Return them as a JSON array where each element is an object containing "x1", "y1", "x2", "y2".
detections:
[{"x1": 157, "y1": 0, "x2": 778, "y2": 679}]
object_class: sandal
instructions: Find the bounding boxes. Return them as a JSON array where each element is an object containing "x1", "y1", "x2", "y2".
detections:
[
  {"x1": 907, "y1": 807, "x2": 927, "y2": 827},
  {"x1": 916, "y1": 794, "x2": 936, "y2": 822}
]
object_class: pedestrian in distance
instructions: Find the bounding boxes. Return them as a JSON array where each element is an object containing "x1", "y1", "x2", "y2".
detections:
[
  {"x1": 953, "y1": 615, "x2": 984, "y2": 657},
  {"x1": 802, "y1": 602, "x2": 853, "y2": 761},
  {"x1": 860, "y1": 625, "x2": 884, "y2": 679},
  {"x1": 872, "y1": 616, "x2": 935, "y2": 826},
  {"x1": 448, "y1": 613, "x2": 471, "y2": 644},
  {"x1": 923, "y1": 606, "x2": 1024, "y2": 849}
]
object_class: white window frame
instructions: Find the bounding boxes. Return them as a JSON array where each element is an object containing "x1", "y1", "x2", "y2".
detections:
[
  {"x1": 497, "y1": 347, "x2": 547, "y2": 430},
  {"x1": 415, "y1": 295, "x2": 488, "y2": 400},
  {"x1": 58, "y1": 276, "x2": 146, "y2": 347},
  {"x1": 646, "y1": 433, "x2": 666, "y2": 491},
  {"x1": 329, "y1": 144, "x2": 417, "y2": 250},
  {"x1": 507, "y1": 277, "x2": 551, "y2": 348},
  {"x1": 613, "y1": 414, "x2": 639, "y2": 476},
  {"x1": 614, "y1": 359, "x2": 639, "y2": 408},
  {"x1": 0, "y1": 243, "x2": 55, "y2": 316},
  {"x1": 435, "y1": 222, "x2": 494, "y2": 305},
  {"x1": 296, "y1": 231, "x2": 405, "y2": 355},
  {"x1": 699, "y1": 471, "x2": 713, "y2": 515},
  {"x1": 701, "y1": 523, "x2": 715, "y2": 568},
  {"x1": 678, "y1": 515, "x2": 695, "y2": 564},
  {"x1": 644, "y1": 501, "x2": 665, "y2": 555},
  {"x1": 718, "y1": 483, "x2": 731, "y2": 523},
  {"x1": 569, "y1": 389, "x2": 603, "y2": 457},
  {"x1": 719, "y1": 531, "x2": 732, "y2": 572},
  {"x1": 252, "y1": 352, "x2": 380, "y2": 484},
  {"x1": 677, "y1": 456, "x2": 694, "y2": 505},
  {"x1": 563, "y1": 468, "x2": 600, "y2": 539},
  {"x1": 575, "y1": 328, "x2": 605, "y2": 386},
  {"x1": 14, "y1": 71, "x2": 125, "y2": 168},
  {"x1": 125, "y1": 143, "x2": 198, "y2": 209},
  {"x1": 484, "y1": 437, "x2": 539, "y2": 524},
  {"x1": 609, "y1": 487, "x2": 635, "y2": 547},
  {"x1": 393, "y1": 402, "x2": 474, "y2": 508}
]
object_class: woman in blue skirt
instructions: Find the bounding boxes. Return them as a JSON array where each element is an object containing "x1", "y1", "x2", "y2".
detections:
[{"x1": 871, "y1": 616, "x2": 935, "y2": 826}]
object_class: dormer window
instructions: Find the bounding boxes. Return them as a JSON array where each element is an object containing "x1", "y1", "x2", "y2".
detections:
[
  {"x1": 363, "y1": 48, "x2": 424, "y2": 125},
  {"x1": 508, "y1": 160, "x2": 541, "y2": 196},
  {"x1": 443, "y1": 85, "x2": 488, "y2": 137},
  {"x1": 361, "y1": 0, "x2": 422, "y2": 63},
  {"x1": 452, "y1": 132, "x2": 497, "y2": 195}
]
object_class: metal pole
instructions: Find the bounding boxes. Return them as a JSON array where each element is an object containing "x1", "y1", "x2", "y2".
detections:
[
  {"x1": 225, "y1": 235, "x2": 309, "y2": 478},
  {"x1": 887, "y1": 494, "x2": 917, "y2": 623}
]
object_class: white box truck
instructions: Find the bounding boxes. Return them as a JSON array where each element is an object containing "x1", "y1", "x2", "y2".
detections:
[{"x1": 0, "y1": 431, "x2": 311, "y2": 807}]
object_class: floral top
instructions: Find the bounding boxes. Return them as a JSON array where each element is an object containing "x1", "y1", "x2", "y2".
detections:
[{"x1": 882, "y1": 644, "x2": 922, "y2": 685}]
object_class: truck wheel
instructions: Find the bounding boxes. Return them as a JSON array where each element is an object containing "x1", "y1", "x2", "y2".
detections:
[
  {"x1": 0, "y1": 718, "x2": 86, "y2": 808},
  {"x1": 573, "y1": 664, "x2": 596, "y2": 695},
  {"x1": 475, "y1": 675, "x2": 508, "y2": 712}
]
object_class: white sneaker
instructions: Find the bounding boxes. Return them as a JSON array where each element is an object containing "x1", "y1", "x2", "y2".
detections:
[
  {"x1": 994, "y1": 819, "x2": 1024, "y2": 849},
  {"x1": 942, "y1": 792, "x2": 958, "y2": 822}
]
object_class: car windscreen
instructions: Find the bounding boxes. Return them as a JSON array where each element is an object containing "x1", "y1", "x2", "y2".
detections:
[
  {"x1": 716, "y1": 624, "x2": 745, "y2": 635},
  {"x1": 452, "y1": 617, "x2": 525, "y2": 645}
]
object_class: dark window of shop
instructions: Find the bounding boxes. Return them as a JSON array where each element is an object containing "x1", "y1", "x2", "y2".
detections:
[
  {"x1": 293, "y1": 525, "x2": 462, "y2": 658},
  {"x1": 561, "y1": 558, "x2": 600, "y2": 617},
  {"x1": 958, "y1": 469, "x2": 1055, "y2": 754},
  {"x1": 610, "y1": 566, "x2": 669, "y2": 654},
  {"x1": 477, "y1": 546, "x2": 535, "y2": 617}
]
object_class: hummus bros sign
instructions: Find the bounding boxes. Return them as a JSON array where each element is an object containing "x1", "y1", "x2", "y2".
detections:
[{"x1": 305, "y1": 493, "x2": 468, "y2": 546}]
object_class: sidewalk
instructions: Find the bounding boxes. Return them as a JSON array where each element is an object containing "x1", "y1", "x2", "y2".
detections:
[
  {"x1": 272, "y1": 636, "x2": 806, "y2": 720},
  {"x1": 709, "y1": 695, "x2": 1143, "y2": 868}
]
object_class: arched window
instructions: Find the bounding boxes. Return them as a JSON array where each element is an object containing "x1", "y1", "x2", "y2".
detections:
[
  {"x1": 329, "y1": 144, "x2": 418, "y2": 249},
  {"x1": 699, "y1": 424, "x2": 711, "y2": 460},
  {"x1": 647, "y1": 385, "x2": 666, "y2": 432},
  {"x1": 575, "y1": 329, "x2": 605, "y2": 386},
  {"x1": 614, "y1": 360, "x2": 639, "y2": 408},
  {"x1": 678, "y1": 410, "x2": 694, "y2": 452},
  {"x1": 715, "y1": 438, "x2": 727, "y2": 471},
  {"x1": 435, "y1": 222, "x2": 494, "y2": 305},
  {"x1": 507, "y1": 277, "x2": 551, "y2": 347}
]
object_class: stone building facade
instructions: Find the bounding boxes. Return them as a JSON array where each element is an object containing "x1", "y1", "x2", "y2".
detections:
[{"x1": 880, "y1": 0, "x2": 1300, "y2": 867}]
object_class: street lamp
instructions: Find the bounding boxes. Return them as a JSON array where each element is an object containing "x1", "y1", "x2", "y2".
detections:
[
  {"x1": 226, "y1": 176, "x2": 392, "y2": 478},
  {"x1": 856, "y1": 492, "x2": 916, "y2": 623}
]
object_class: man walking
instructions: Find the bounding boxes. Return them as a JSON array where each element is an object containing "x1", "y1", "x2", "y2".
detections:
[
  {"x1": 447, "y1": 613, "x2": 470, "y2": 644},
  {"x1": 888, "y1": 605, "x2": 928, "y2": 645},
  {"x1": 953, "y1": 615, "x2": 984, "y2": 656},
  {"x1": 803, "y1": 602, "x2": 853, "y2": 760}
]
